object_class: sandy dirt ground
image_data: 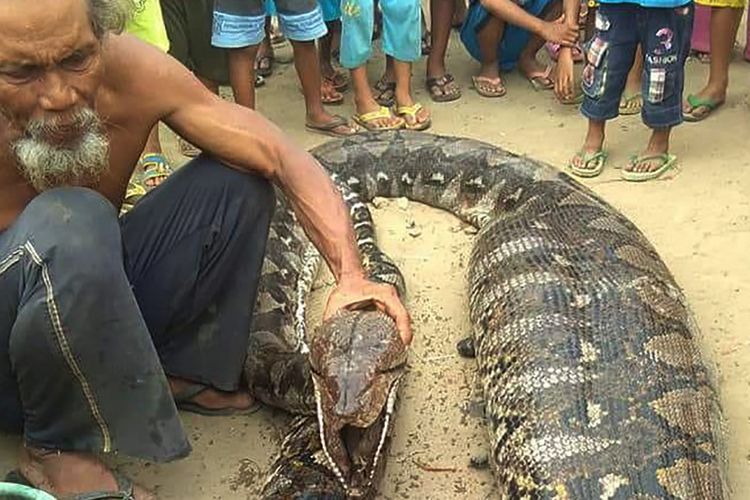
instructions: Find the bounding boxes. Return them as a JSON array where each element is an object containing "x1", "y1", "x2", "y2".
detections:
[{"x1": 1, "y1": 30, "x2": 749, "y2": 499}]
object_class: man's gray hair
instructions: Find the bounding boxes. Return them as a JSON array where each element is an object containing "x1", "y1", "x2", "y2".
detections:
[{"x1": 87, "y1": 0, "x2": 134, "y2": 38}]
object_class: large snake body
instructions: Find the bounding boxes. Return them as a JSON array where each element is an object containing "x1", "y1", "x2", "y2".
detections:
[{"x1": 250, "y1": 132, "x2": 728, "y2": 499}]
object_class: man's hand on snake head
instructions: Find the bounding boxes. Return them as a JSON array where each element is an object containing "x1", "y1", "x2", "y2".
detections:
[{"x1": 323, "y1": 275, "x2": 413, "y2": 346}]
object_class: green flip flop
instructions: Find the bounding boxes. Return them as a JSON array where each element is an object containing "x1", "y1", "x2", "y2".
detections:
[
  {"x1": 683, "y1": 94, "x2": 722, "y2": 122},
  {"x1": 621, "y1": 153, "x2": 677, "y2": 182},
  {"x1": 568, "y1": 150, "x2": 608, "y2": 178}
]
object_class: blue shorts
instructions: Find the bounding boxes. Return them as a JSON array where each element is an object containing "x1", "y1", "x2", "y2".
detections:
[
  {"x1": 460, "y1": 0, "x2": 556, "y2": 71},
  {"x1": 581, "y1": 3, "x2": 694, "y2": 128},
  {"x1": 212, "y1": 0, "x2": 327, "y2": 47}
]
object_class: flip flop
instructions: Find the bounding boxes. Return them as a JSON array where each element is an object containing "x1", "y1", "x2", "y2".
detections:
[
  {"x1": 323, "y1": 70, "x2": 349, "y2": 92},
  {"x1": 471, "y1": 75, "x2": 506, "y2": 98},
  {"x1": 395, "y1": 103, "x2": 431, "y2": 131},
  {"x1": 352, "y1": 106, "x2": 404, "y2": 131},
  {"x1": 255, "y1": 54, "x2": 273, "y2": 77},
  {"x1": 568, "y1": 150, "x2": 608, "y2": 178},
  {"x1": 5, "y1": 469, "x2": 136, "y2": 500},
  {"x1": 621, "y1": 153, "x2": 677, "y2": 182},
  {"x1": 174, "y1": 383, "x2": 262, "y2": 417},
  {"x1": 305, "y1": 115, "x2": 359, "y2": 137},
  {"x1": 619, "y1": 93, "x2": 643, "y2": 115},
  {"x1": 373, "y1": 79, "x2": 396, "y2": 107},
  {"x1": 526, "y1": 66, "x2": 554, "y2": 91},
  {"x1": 140, "y1": 153, "x2": 173, "y2": 190},
  {"x1": 683, "y1": 94, "x2": 722, "y2": 122},
  {"x1": 426, "y1": 74, "x2": 462, "y2": 103},
  {"x1": 319, "y1": 80, "x2": 344, "y2": 105},
  {"x1": 545, "y1": 42, "x2": 584, "y2": 63}
]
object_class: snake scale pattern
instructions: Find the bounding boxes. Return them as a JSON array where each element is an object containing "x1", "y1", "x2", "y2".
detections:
[{"x1": 248, "y1": 131, "x2": 728, "y2": 499}]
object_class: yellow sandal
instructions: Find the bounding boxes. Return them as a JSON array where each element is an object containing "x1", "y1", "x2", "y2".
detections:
[
  {"x1": 352, "y1": 106, "x2": 404, "y2": 131},
  {"x1": 396, "y1": 103, "x2": 431, "y2": 131}
]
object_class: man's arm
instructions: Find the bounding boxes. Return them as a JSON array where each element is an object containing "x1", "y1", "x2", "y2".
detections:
[
  {"x1": 115, "y1": 37, "x2": 412, "y2": 342},
  {"x1": 479, "y1": 0, "x2": 577, "y2": 45}
]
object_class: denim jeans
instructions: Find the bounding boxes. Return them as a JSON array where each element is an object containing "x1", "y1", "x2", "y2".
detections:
[{"x1": 0, "y1": 156, "x2": 274, "y2": 461}]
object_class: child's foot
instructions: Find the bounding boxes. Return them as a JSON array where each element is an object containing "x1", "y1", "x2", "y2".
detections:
[
  {"x1": 569, "y1": 150, "x2": 608, "y2": 177},
  {"x1": 374, "y1": 77, "x2": 396, "y2": 107},
  {"x1": 473, "y1": 63, "x2": 506, "y2": 98},
  {"x1": 682, "y1": 86, "x2": 725, "y2": 122},
  {"x1": 255, "y1": 40, "x2": 274, "y2": 77},
  {"x1": 352, "y1": 99, "x2": 404, "y2": 131},
  {"x1": 320, "y1": 79, "x2": 344, "y2": 105},
  {"x1": 394, "y1": 93, "x2": 431, "y2": 131},
  {"x1": 622, "y1": 152, "x2": 677, "y2": 181},
  {"x1": 518, "y1": 56, "x2": 554, "y2": 91}
]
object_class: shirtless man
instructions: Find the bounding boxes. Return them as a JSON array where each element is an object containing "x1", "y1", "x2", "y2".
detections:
[{"x1": 0, "y1": 1, "x2": 411, "y2": 498}]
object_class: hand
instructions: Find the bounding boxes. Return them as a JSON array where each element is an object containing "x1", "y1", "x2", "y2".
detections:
[
  {"x1": 540, "y1": 15, "x2": 579, "y2": 47},
  {"x1": 323, "y1": 275, "x2": 413, "y2": 345},
  {"x1": 554, "y1": 48, "x2": 576, "y2": 103}
]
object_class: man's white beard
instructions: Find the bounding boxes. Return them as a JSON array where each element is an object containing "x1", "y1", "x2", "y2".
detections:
[{"x1": 11, "y1": 108, "x2": 110, "y2": 192}]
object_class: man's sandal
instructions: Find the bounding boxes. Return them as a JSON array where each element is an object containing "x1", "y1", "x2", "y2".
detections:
[
  {"x1": 352, "y1": 107, "x2": 404, "y2": 131},
  {"x1": 568, "y1": 150, "x2": 608, "y2": 178},
  {"x1": 5, "y1": 468, "x2": 137, "y2": 500},
  {"x1": 426, "y1": 74, "x2": 462, "y2": 103},
  {"x1": 174, "y1": 383, "x2": 261, "y2": 417},
  {"x1": 305, "y1": 115, "x2": 359, "y2": 137},
  {"x1": 621, "y1": 153, "x2": 677, "y2": 182},
  {"x1": 472, "y1": 76, "x2": 506, "y2": 98},
  {"x1": 395, "y1": 103, "x2": 431, "y2": 131}
]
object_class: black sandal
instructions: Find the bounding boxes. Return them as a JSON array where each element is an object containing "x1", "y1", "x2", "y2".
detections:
[{"x1": 373, "y1": 79, "x2": 396, "y2": 107}]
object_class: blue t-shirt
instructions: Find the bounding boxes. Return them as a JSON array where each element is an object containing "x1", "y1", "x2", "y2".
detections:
[{"x1": 599, "y1": 0, "x2": 692, "y2": 9}]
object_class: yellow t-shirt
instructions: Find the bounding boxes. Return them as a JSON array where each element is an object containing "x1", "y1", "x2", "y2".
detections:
[{"x1": 125, "y1": 0, "x2": 170, "y2": 53}]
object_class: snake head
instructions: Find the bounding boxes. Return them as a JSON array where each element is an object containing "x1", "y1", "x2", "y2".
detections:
[{"x1": 309, "y1": 304, "x2": 407, "y2": 497}]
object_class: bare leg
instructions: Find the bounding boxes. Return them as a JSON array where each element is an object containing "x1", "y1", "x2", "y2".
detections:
[
  {"x1": 570, "y1": 119, "x2": 606, "y2": 172},
  {"x1": 517, "y1": 1, "x2": 561, "y2": 88},
  {"x1": 620, "y1": 45, "x2": 644, "y2": 114},
  {"x1": 319, "y1": 21, "x2": 349, "y2": 95},
  {"x1": 228, "y1": 46, "x2": 260, "y2": 109},
  {"x1": 393, "y1": 59, "x2": 431, "y2": 128},
  {"x1": 290, "y1": 39, "x2": 355, "y2": 134},
  {"x1": 256, "y1": 18, "x2": 275, "y2": 76},
  {"x1": 473, "y1": 16, "x2": 506, "y2": 96},
  {"x1": 18, "y1": 445, "x2": 153, "y2": 500},
  {"x1": 683, "y1": 7, "x2": 743, "y2": 119},
  {"x1": 426, "y1": 0, "x2": 461, "y2": 101}
]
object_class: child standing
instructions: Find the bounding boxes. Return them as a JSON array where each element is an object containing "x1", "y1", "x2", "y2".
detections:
[
  {"x1": 557, "y1": 0, "x2": 694, "y2": 181},
  {"x1": 212, "y1": 0, "x2": 357, "y2": 137},
  {"x1": 341, "y1": 0, "x2": 431, "y2": 131}
]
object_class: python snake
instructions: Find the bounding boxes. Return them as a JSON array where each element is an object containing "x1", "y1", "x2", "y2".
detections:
[{"x1": 248, "y1": 131, "x2": 727, "y2": 499}]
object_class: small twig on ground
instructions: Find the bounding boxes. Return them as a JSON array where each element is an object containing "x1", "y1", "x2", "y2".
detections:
[{"x1": 412, "y1": 458, "x2": 458, "y2": 473}]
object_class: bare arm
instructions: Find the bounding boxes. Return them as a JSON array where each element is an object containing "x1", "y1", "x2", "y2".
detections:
[
  {"x1": 554, "y1": 0, "x2": 583, "y2": 101},
  {"x1": 115, "y1": 38, "x2": 411, "y2": 341},
  {"x1": 479, "y1": 0, "x2": 578, "y2": 45}
]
